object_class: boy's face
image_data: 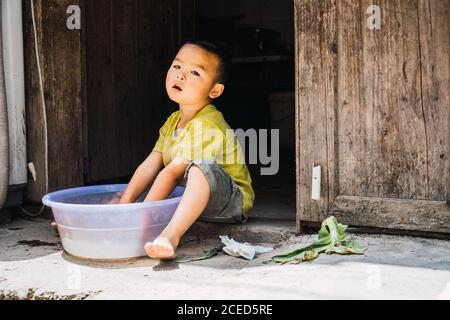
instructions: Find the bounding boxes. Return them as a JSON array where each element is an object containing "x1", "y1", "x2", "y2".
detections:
[{"x1": 166, "y1": 44, "x2": 224, "y2": 106}]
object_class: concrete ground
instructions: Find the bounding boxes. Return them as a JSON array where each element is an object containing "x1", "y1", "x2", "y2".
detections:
[{"x1": 1, "y1": 216, "x2": 450, "y2": 300}]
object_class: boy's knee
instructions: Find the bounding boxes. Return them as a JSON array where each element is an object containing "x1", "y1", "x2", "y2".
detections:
[
  {"x1": 187, "y1": 165, "x2": 205, "y2": 180},
  {"x1": 184, "y1": 160, "x2": 217, "y2": 193}
]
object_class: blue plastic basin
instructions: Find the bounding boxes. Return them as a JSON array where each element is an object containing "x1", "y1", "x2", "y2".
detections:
[{"x1": 42, "y1": 184, "x2": 185, "y2": 260}]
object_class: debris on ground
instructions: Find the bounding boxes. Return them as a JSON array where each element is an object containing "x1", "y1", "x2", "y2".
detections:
[
  {"x1": 272, "y1": 216, "x2": 367, "y2": 264},
  {"x1": 220, "y1": 236, "x2": 273, "y2": 260},
  {"x1": 176, "y1": 236, "x2": 273, "y2": 263},
  {"x1": 176, "y1": 246, "x2": 223, "y2": 264}
]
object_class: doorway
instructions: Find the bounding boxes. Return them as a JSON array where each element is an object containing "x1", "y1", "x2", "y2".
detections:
[
  {"x1": 82, "y1": 0, "x2": 296, "y2": 222},
  {"x1": 198, "y1": 0, "x2": 296, "y2": 220}
]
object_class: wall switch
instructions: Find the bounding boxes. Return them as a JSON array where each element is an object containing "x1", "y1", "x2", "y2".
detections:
[{"x1": 312, "y1": 165, "x2": 321, "y2": 200}]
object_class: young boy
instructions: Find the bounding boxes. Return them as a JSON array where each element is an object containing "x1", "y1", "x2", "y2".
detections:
[{"x1": 119, "y1": 41, "x2": 255, "y2": 259}]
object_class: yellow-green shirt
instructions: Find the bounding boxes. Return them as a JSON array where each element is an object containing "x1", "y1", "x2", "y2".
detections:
[{"x1": 152, "y1": 104, "x2": 255, "y2": 217}]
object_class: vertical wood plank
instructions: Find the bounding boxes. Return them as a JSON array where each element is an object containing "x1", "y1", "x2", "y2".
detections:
[
  {"x1": 24, "y1": 0, "x2": 84, "y2": 201},
  {"x1": 85, "y1": 0, "x2": 114, "y2": 181},
  {"x1": 295, "y1": 0, "x2": 337, "y2": 223},
  {"x1": 133, "y1": 0, "x2": 180, "y2": 168},
  {"x1": 325, "y1": 0, "x2": 339, "y2": 213},
  {"x1": 86, "y1": 0, "x2": 182, "y2": 182},
  {"x1": 23, "y1": 0, "x2": 45, "y2": 200},
  {"x1": 44, "y1": 0, "x2": 84, "y2": 191},
  {"x1": 112, "y1": 0, "x2": 136, "y2": 176},
  {"x1": 178, "y1": 0, "x2": 198, "y2": 45},
  {"x1": 418, "y1": 0, "x2": 450, "y2": 201},
  {"x1": 80, "y1": 0, "x2": 88, "y2": 180},
  {"x1": 338, "y1": 0, "x2": 428, "y2": 199},
  {"x1": 135, "y1": 0, "x2": 162, "y2": 170},
  {"x1": 336, "y1": 0, "x2": 363, "y2": 199},
  {"x1": 294, "y1": 0, "x2": 301, "y2": 233}
]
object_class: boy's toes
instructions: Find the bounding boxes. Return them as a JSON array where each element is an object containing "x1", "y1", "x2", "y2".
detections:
[
  {"x1": 51, "y1": 222, "x2": 59, "y2": 233},
  {"x1": 145, "y1": 239, "x2": 176, "y2": 260},
  {"x1": 144, "y1": 242, "x2": 156, "y2": 256}
]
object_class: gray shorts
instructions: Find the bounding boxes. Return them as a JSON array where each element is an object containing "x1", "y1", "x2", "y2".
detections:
[{"x1": 180, "y1": 159, "x2": 246, "y2": 224}]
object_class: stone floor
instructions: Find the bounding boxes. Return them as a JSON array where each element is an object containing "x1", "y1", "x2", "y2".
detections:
[{"x1": 1, "y1": 216, "x2": 449, "y2": 300}]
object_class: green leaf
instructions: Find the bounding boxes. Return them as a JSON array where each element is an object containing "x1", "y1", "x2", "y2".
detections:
[
  {"x1": 272, "y1": 216, "x2": 367, "y2": 264},
  {"x1": 176, "y1": 246, "x2": 223, "y2": 264}
]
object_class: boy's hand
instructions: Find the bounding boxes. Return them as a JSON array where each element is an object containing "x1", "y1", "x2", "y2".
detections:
[
  {"x1": 51, "y1": 191, "x2": 125, "y2": 233},
  {"x1": 107, "y1": 191, "x2": 124, "y2": 204}
]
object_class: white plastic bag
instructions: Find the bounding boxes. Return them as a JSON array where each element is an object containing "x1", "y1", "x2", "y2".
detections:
[{"x1": 220, "y1": 236, "x2": 273, "y2": 260}]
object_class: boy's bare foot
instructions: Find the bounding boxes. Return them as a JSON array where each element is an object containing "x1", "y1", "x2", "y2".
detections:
[
  {"x1": 51, "y1": 221, "x2": 58, "y2": 232},
  {"x1": 144, "y1": 237, "x2": 177, "y2": 260}
]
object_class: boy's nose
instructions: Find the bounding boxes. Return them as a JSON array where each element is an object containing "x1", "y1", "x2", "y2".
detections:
[{"x1": 176, "y1": 73, "x2": 185, "y2": 81}]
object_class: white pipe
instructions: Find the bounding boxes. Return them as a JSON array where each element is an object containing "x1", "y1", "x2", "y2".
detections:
[
  {"x1": 0, "y1": 3, "x2": 9, "y2": 209},
  {"x1": 2, "y1": 0, "x2": 26, "y2": 187}
]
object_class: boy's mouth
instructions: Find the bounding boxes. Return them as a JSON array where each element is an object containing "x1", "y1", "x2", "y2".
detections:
[{"x1": 172, "y1": 85, "x2": 183, "y2": 92}]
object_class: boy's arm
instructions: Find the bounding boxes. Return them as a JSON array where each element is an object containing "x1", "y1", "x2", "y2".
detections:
[
  {"x1": 144, "y1": 157, "x2": 190, "y2": 202},
  {"x1": 120, "y1": 151, "x2": 164, "y2": 204}
]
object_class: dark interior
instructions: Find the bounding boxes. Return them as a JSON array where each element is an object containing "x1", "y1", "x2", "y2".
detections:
[
  {"x1": 83, "y1": 0, "x2": 296, "y2": 221},
  {"x1": 198, "y1": 0, "x2": 296, "y2": 220}
]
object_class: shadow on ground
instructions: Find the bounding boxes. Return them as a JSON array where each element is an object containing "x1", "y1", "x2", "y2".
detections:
[{"x1": 1, "y1": 216, "x2": 450, "y2": 273}]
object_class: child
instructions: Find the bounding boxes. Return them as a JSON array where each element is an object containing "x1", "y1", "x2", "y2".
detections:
[{"x1": 119, "y1": 41, "x2": 255, "y2": 259}]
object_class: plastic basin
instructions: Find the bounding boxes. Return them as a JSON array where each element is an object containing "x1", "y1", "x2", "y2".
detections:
[{"x1": 42, "y1": 184, "x2": 184, "y2": 260}]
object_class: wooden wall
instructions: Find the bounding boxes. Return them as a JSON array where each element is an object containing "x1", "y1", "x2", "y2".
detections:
[
  {"x1": 295, "y1": 0, "x2": 450, "y2": 233},
  {"x1": 24, "y1": 0, "x2": 84, "y2": 201},
  {"x1": 84, "y1": 0, "x2": 196, "y2": 183},
  {"x1": 23, "y1": 0, "x2": 197, "y2": 201}
]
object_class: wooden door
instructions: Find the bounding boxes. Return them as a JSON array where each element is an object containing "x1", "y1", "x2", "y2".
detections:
[
  {"x1": 23, "y1": 0, "x2": 84, "y2": 201},
  {"x1": 295, "y1": 0, "x2": 450, "y2": 233},
  {"x1": 84, "y1": 0, "x2": 197, "y2": 182}
]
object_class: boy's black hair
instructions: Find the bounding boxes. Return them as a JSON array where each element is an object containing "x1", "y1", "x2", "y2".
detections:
[{"x1": 183, "y1": 41, "x2": 230, "y2": 85}]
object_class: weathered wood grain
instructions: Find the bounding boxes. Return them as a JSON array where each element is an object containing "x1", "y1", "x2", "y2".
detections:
[
  {"x1": 179, "y1": 0, "x2": 198, "y2": 45},
  {"x1": 24, "y1": 0, "x2": 84, "y2": 201},
  {"x1": 133, "y1": 0, "x2": 180, "y2": 168},
  {"x1": 331, "y1": 195, "x2": 450, "y2": 233},
  {"x1": 339, "y1": 0, "x2": 428, "y2": 199},
  {"x1": 418, "y1": 0, "x2": 450, "y2": 201},
  {"x1": 295, "y1": 0, "x2": 338, "y2": 228},
  {"x1": 294, "y1": 0, "x2": 301, "y2": 233},
  {"x1": 296, "y1": 0, "x2": 450, "y2": 233},
  {"x1": 84, "y1": 0, "x2": 115, "y2": 181},
  {"x1": 85, "y1": 0, "x2": 192, "y2": 183}
]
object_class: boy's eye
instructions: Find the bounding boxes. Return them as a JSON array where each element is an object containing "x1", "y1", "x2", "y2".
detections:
[
  {"x1": 173, "y1": 65, "x2": 181, "y2": 69},
  {"x1": 191, "y1": 70, "x2": 200, "y2": 76}
]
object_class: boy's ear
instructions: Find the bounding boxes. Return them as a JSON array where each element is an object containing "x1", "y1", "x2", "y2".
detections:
[{"x1": 209, "y1": 83, "x2": 225, "y2": 99}]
